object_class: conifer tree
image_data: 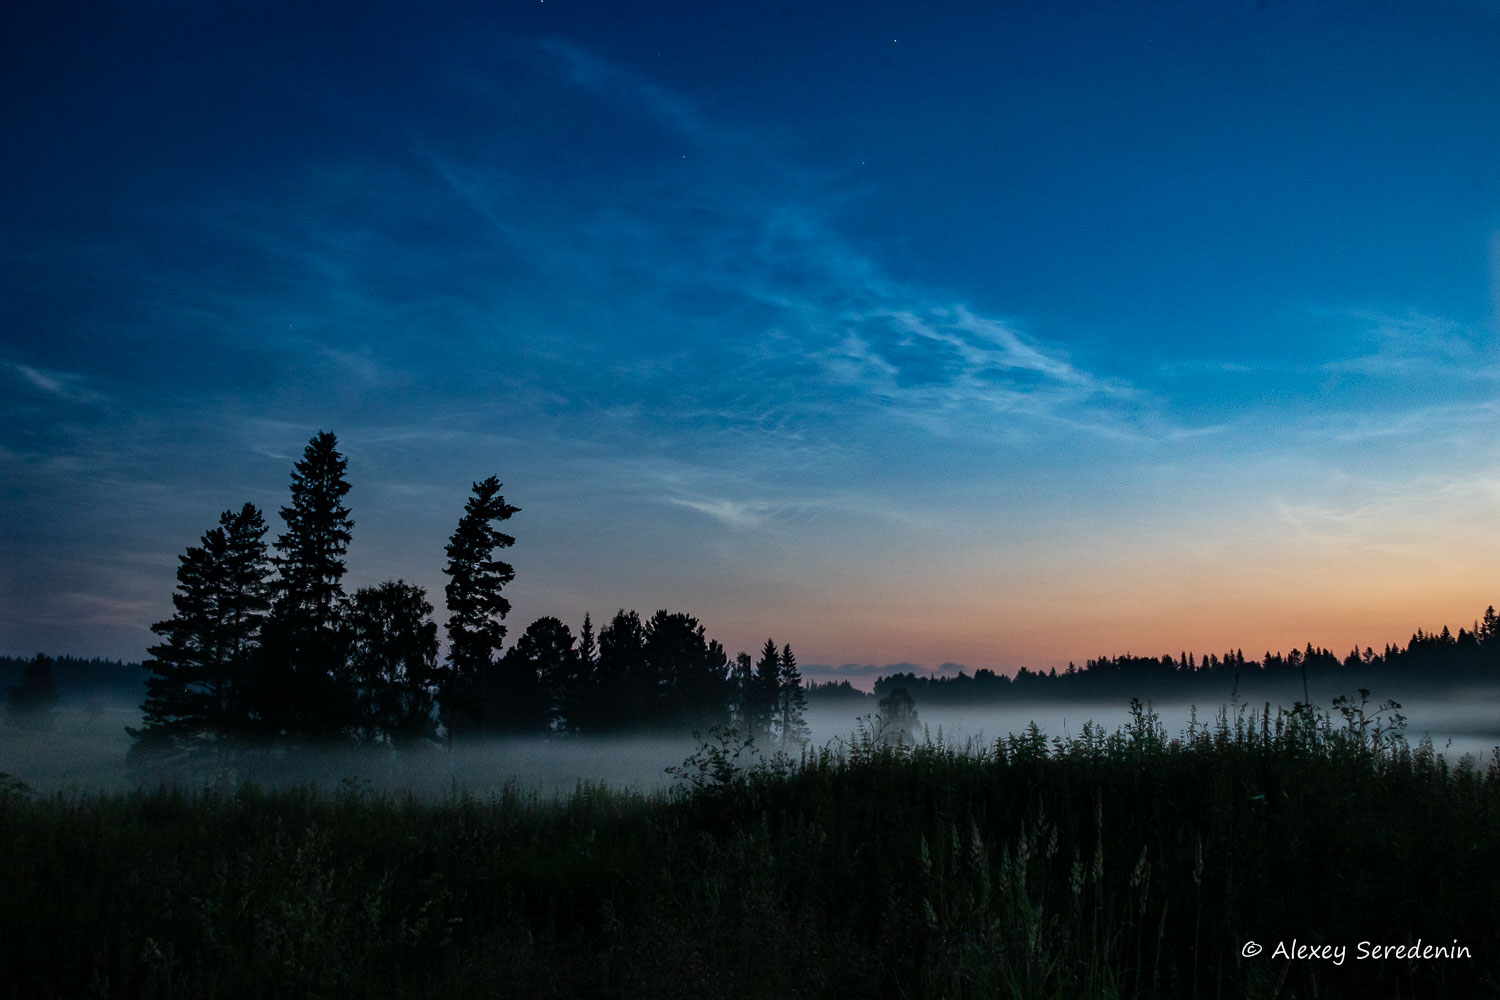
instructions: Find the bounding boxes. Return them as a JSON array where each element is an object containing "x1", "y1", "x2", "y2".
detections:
[
  {"x1": 258, "y1": 432, "x2": 355, "y2": 739},
  {"x1": 578, "y1": 612, "x2": 597, "y2": 667},
  {"x1": 216, "y1": 504, "x2": 271, "y2": 733},
  {"x1": 1480, "y1": 606, "x2": 1499, "y2": 646},
  {"x1": 132, "y1": 542, "x2": 219, "y2": 755},
  {"x1": 440, "y1": 476, "x2": 519, "y2": 735},
  {"x1": 564, "y1": 612, "x2": 597, "y2": 732},
  {"x1": 776, "y1": 642, "x2": 809, "y2": 748},
  {"x1": 752, "y1": 638, "x2": 781, "y2": 742},
  {"x1": 272, "y1": 431, "x2": 353, "y2": 621},
  {"x1": 130, "y1": 506, "x2": 270, "y2": 754}
]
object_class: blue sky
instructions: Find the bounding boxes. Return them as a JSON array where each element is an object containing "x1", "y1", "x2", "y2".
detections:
[{"x1": 3, "y1": 0, "x2": 1498, "y2": 683}]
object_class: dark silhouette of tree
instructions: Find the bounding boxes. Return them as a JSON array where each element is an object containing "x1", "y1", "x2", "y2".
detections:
[
  {"x1": 441, "y1": 476, "x2": 519, "y2": 735},
  {"x1": 269, "y1": 433, "x2": 352, "y2": 625},
  {"x1": 498, "y1": 616, "x2": 577, "y2": 731},
  {"x1": 643, "y1": 610, "x2": 730, "y2": 729},
  {"x1": 1481, "y1": 606, "x2": 1499, "y2": 646},
  {"x1": 751, "y1": 638, "x2": 781, "y2": 742},
  {"x1": 6, "y1": 654, "x2": 58, "y2": 730},
  {"x1": 256, "y1": 432, "x2": 355, "y2": 739},
  {"x1": 596, "y1": 609, "x2": 646, "y2": 729},
  {"x1": 346, "y1": 580, "x2": 440, "y2": 745},
  {"x1": 578, "y1": 612, "x2": 598, "y2": 667},
  {"x1": 217, "y1": 504, "x2": 272, "y2": 729},
  {"x1": 776, "y1": 643, "x2": 808, "y2": 748},
  {"x1": 131, "y1": 506, "x2": 270, "y2": 756},
  {"x1": 561, "y1": 612, "x2": 597, "y2": 733},
  {"x1": 876, "y1": 686, "x2": 918, "y2": 744},
  {"x1": 731, "y1": 650, "x2": 754, "y2": 732},
  {"x1": 132, "y1": 540, "x2": 220, "y2": 754},
  {"x1": 699, "y1": 637, "x2": 732, "y2": 729}
]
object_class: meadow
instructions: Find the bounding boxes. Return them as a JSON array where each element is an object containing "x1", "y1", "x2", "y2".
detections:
[{"x1": 3, "y1": 697, "x2": 1497, "y2": 999}]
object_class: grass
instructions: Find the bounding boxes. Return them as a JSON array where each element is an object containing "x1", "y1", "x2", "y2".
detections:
[{"x1": 2, "y1": 697, "x2": 1497, "y2": 998}]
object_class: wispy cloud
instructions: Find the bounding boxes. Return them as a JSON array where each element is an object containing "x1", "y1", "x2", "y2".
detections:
[
  {"x1": 667, "y1": 496, "x2": 774, "y2": 530},
  {"x1": 1316, "y1": 399, "x2": 1498, "y2": 445},
  {"x1": 1276, "y1": 471, "x2": 1500, "y2": 549},
  {"x1": 46, "y1": 591, "x2": 159, "y2": 629},
  {"x1": 8, "y1": 362, "x2": 106, "y2": 404},
  {"x1": 535, "y1": 37, "x2": 736, "y2": 145},
  {"x1": 406, "y1": 39, "x2": 1164, "y2": 455},
  {"x1": 1319, "y1": 309, "x2": 1499, "y2": 380}
]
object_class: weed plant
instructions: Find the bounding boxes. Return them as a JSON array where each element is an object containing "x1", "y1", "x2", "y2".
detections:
[{"x1": 2, "y1": 697, "x2": 1497, "y2": 998}]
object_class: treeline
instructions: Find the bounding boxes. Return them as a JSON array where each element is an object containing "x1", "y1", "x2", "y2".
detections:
[
  {"x1": 130, "y1": 431, "x2": 808, "y2": 761},
  {"x1": 866, "y1": 611, "x2": 1500, "y2": 706},
  {"x1": 0, "y1": 654, "x2": 141, "y2": 699}
]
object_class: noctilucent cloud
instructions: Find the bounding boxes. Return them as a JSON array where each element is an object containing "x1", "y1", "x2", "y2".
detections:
[{"x1": 4, "y1": 1, "x2": 1498, "y2": 686}]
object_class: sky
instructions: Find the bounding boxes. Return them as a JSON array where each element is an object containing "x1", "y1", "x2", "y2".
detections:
[{"x1": 3, "y1": 0, "x2": 1499, "y2": 686}]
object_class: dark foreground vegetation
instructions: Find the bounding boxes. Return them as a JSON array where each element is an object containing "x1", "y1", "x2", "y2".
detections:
[{"x1": 3, "y1": 699, "x2": 1497, "y2": 999}]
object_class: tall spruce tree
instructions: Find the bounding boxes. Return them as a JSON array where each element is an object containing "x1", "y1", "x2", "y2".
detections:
[
  {"x1": 259, "y1": 431, "x2": 355, "y2": 739},
  {"x1": 776, "y1": 642, "x2": 809, "y2": 748},
  {"x1": 216, "y1": 504, "x2": 271, "y2": 734},
  {"x1": 563, "y1": 612, "x2": 597, "y2": 733},
  {"x1": 751, "y1": 638, "x2": 781, "y2": 742},
  {"x1": 441, "y1": 476, "x2": 519, "y2": 735},
  {"x1": 132, "y1": 541, "x2": 220, "y2": 755},
  {"x1": 130, "y1": 506, "x2": 270, "y2": 755},
  {"x1": 273, "y1": 432, "x2": 353, "y2": 620}
]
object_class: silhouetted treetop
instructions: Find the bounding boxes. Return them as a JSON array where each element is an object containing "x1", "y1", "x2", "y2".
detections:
[
  {"x1": 273, "y1": 431, "x2": 353, "y2": 621},
  {"x1": 442, "y1": 476, "x2": 520, "y2": 736}
]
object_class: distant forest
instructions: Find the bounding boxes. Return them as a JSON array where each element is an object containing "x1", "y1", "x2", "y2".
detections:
[
  {"x1": 862, "y1": 609, "x2": 1500, "y2": 706},
  {"x1": 5, "y1": 430, "x2": 1497, "y2": 751}
]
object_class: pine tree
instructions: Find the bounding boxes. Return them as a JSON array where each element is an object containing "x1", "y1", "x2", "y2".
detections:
[
  {"x1": 258, "y1": 432, "x2": 355, "y2": 739},
  {"x1": 130, "y1": 507, "x2": 270, "y2": 755},
  {"x1": 440, "y1": 476, "x2": 519, "y2": 736},
  {"x1": 578, "y1": 612, "x2": 598, "y2": 667},
  {"x1": 131, "y1": 541, "x2": 220, "y2": 756},
  {"x1": 215, "y1": 504, "x2": 271, "y2": 736},
  {"x1": 273, "y1": 431, "x2": 353, "y2": 622},
  {"x1": 561, "y1": 612, "x2": 597, "y2": 733},
  {"x1": 752, "y1": 638, "x2": 781, "y2": 743},
  {"x1": 1480, "y1": 606, "x2": 1499, "y2": 646},
  {"x1": 776, "y1": 643, "x2": 809, "y2": 748},
  {"x1": 6, "y1": 653, "x2": 59, "y2": 730}
]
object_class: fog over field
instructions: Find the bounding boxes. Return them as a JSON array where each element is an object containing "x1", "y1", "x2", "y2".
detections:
[{"x1": 4, "y1": 692, "x2": 1497, "y2": 798}]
